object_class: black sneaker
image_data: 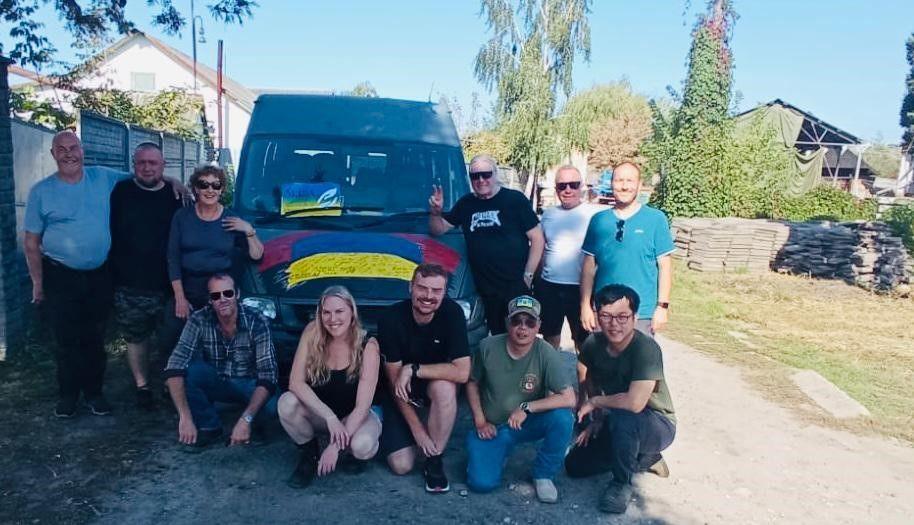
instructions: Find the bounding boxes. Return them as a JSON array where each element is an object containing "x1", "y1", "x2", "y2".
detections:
[
  {"x1": 599, "y1": 481, "x2": 633, "y2": 514},
  {"x1": 54, "y1": 396, "x2": 78, "y2": 418},
  {"x1": 180, "y1": 428, "x2": 224, "y2": 454},
  {"x1": 85, "y1": 395, "x2": 112, "y2": 416},
  {"x1": 423, "y1": 454, "x2": 450, "y2": 494},
  {"x1": 287, "y1": 441, "x2": 319, "y2": 488},
  {"x1": 136, "y1": 387, "x2": 156, "y2": 411}
]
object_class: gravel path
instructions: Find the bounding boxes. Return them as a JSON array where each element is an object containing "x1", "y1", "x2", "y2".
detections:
[{"x1": 82, "y1": 334, "x2": 914, "y2": 524}]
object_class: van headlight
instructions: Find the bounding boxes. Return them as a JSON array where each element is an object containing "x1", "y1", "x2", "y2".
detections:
[
  {"x1": 455, "y1": 299, "x2": 473, "y2": 321},
  {"x1": 242, "y1": 296, "x2": 277, "y2": 319}
]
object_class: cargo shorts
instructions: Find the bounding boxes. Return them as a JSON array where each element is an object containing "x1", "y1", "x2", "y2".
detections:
[{"x1": 112, "y1": 287, "x2": 167, "y2": 344}]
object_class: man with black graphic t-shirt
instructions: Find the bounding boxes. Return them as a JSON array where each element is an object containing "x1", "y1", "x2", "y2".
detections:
[
  {"x1": 428, "y1": 154, "x2": 544, "y2": 334},
  {"x1": 378, "y1": 264, "x2": 470, "y2": 493}
]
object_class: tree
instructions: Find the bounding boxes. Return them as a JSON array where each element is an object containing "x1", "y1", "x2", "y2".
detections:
[
  {"x1": 557, "y1": 81, "x2": 653, "y2": 171},
  {"x1": 900, "y1": 33, "x2": 914, "y2": 147},
  {"x1": 1, "y1": 1, "x2": 257, "y2": 69},
  {"x1": 474, "y1": 0, "x2": 592, "y2": 197},
  {"x1": 651, "y1": 0, "x2": 741, "y2": 217},
  {"x1": 349, "y1": 81, "x2": 378, "y2": 97}
]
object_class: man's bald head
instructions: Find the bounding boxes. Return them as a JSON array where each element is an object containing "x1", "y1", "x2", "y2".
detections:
[
  {"x1": 613, "y1": 162, "x2": 641, "y2": 181},
  {"x1": 50, "y1": 130, "x2": 84, "y2": 179}
]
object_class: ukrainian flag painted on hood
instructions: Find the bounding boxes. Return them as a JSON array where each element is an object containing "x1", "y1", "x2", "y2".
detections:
[{"x1": 259, "y1": 232, "x2": 460, "y2": 290}]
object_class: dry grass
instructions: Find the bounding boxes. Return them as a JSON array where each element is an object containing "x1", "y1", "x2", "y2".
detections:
[{"x1": 665, "y1": 260, "x2": 914, "y2": 444}]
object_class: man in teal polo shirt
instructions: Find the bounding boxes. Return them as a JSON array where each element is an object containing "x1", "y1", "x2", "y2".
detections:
[{"x1": 579, "y1": 162, "x2": 674, "y2": 337}]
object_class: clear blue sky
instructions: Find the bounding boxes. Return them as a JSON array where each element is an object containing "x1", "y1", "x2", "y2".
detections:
[{"x1": 7, "y1": 0, "x2": 914, "y2": 143}]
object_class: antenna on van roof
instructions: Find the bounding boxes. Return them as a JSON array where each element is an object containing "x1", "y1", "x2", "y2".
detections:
[{"x1": 428, "y1": 82, "x2": 435, "y2": 103}]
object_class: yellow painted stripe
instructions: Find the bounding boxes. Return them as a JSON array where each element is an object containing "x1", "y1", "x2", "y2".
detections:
[{"x1": 286, "y1": 252, "x2": 418, "y2": 287}]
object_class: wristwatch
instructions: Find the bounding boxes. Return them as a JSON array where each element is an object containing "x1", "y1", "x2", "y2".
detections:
[
  {"x1": 242, "y1": 413, "x2": 254, "y2": 424},
  {"x1": 520, "y1": 402, "x2": 532, "y2": 415},
  {"x1": 411, "y1": 362, "x2": 421, "y2": 378},
  {"x1": 657, "y1": 302, "x2": 670, "y2": 309},
  {"x1": 246, "y1": 229, "x2": 257, "y2": 238}
]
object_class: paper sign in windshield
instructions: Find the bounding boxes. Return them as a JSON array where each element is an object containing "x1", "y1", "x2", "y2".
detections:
[{"x1": 280, "y1": 182, "x2": 343, "y2": 216}]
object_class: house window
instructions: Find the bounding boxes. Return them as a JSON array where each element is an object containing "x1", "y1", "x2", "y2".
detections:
[{"x1": 130, "y1": 72, "x2": 156, "y2": 92}]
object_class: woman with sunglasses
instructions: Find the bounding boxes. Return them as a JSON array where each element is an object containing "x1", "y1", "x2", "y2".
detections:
[
  {"x1": 278, "y1": 286, "x2": 383, "y2": 488},
  {"x1": 162, "y1": 165, "x2": 263, "y2": 351}
]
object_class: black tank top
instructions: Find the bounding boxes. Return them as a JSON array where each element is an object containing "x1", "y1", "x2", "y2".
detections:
[{"x1": 311, "y1": 369, "x2": 358, "y2": 419}]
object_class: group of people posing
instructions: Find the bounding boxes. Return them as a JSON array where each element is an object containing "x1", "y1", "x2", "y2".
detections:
[{"x1": 24, "y1": 135, "x2": 676, "y2": 514}]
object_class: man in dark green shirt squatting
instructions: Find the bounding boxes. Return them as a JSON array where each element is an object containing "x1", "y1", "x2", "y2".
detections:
[
  {"x1": 465, "y1": 295, "x2": 575, "y2": 504},
  {"x1": 565, "y1": 284, "x2": 676, "y2": 514}
]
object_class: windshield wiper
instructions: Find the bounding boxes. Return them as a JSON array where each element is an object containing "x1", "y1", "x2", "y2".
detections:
[
  {"x1": 356, "y1": 210, "x2": 429, "y2": 228},
  {"x1": 254, "y1": 211, "x2": 354, "y2": 230}
]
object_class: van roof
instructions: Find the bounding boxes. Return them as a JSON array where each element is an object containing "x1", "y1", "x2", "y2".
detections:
[{"x1": 247, "y1": 94, "x2": 461, "y2": 146}]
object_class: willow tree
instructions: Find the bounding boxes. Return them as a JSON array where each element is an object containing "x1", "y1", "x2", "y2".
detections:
[
  {"x1": 557, "y1": 81, "x2": 653, "y2": 171},
  {"x1": 474, "y1": 0, "x2": 592, "y2": 197}
]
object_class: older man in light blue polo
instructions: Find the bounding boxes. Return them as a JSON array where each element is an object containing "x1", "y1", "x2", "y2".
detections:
[{"x1": 23, "y1": 130, "x2": 185, "y2": 418}]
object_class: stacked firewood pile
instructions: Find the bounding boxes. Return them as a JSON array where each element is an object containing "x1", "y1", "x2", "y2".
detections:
[{"x1": 671, "y1": 218, "x2": 912, "y2": 292}]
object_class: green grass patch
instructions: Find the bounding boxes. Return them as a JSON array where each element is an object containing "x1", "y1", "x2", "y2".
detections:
[{"x1": 666, "y1": 260, "x2": 914, "y2": 443}]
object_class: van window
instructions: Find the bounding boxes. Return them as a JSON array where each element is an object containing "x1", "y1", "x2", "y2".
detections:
[{"x1": 238, "y1": 137, "x2": 469, "y2": 218}]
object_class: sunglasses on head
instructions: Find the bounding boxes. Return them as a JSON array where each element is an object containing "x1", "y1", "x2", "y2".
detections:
[
  {"x1": 555, "y1": 181, "x2": 582, "y2": 191},
  {"x1": 615, "y1": 220, "x2": 625, "y2": 242},
  {"x1": 469, "y1": 171, "x2": 494, "y2": 181},
  {"x1": 194, "y1": 180, "x2": 224, "y2": 191},
  {"x1": 209, "y1": 289, "x2": 236, "y2": 301},
  {"x1": 509, "y1": 315, "x2": 538, "y2": 328}
]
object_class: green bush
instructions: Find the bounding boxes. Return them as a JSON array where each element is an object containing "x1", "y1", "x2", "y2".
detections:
[
  {"x1": 885, "y1": 202, "x2": 914, "y2": 254},
  {"x1": 770, "y1": 186, "x2": 876, "y2": 222}
]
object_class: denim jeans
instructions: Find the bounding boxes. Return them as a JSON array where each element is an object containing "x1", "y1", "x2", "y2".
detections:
[
  {"x1": 465, "y1": 408, "x2": 574, "y2": 492},
  {"x1": 564, "y1": 408, "x2": 675, "y2": 484},
  {"x1": 184, "y1": 359, "x2": 278, "y2": 431}
]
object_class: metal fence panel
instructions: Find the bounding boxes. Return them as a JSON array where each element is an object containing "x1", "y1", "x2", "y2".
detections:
[
  {"x1": 78, "y1": 111, "x2": 203, "y2": 180},
  {"x1": 162, "y1": 134, "x2": 183, "y2": 181},
  {"x1": 80, "y1": 112, "x2": 128, "y2": 171}
]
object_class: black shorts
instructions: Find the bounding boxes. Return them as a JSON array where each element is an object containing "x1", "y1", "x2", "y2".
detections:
[
  {"x1": 534, "y1": 278, "x2": 588, "y2": 344},
  {"x1": 378, "y1": 378, "x2": 431, "y2": 456}
]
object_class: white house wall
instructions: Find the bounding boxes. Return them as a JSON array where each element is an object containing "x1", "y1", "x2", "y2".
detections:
[{"x1": 30, "y1": 36, "x2": 248, "y2": 164}]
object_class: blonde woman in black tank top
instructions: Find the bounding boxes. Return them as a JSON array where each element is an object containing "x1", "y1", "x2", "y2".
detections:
[{"x1": 278, "y1": 286, "x2": 382, "y2": 487}]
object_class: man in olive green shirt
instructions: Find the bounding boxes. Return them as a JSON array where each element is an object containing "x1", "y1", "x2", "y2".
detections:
[
  {"x1": 565, "y1": 284, "x2": 676, "y2": 515},
  {"x1": 466, "y1": 295, "x2": 575, "y2": 504}
]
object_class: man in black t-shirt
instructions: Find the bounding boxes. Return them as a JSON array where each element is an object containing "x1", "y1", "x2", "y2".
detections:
[
  {"x1": 378, "y1": 264, "x2": 470, "y2": 494},
  {"x1": 565, "y1": 284, "x2": 676, "y2": 515},
  {"x1": 428, "y1": 154, "x2": 544, "y2": 335},
  {"x1": 110, "y1": 143, "x2": 183, "y2": 409}
]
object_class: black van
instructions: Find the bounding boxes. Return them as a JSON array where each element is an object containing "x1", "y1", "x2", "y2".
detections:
[{"x1": 233, "y1": 94, "x2": 487, "y2": 361}]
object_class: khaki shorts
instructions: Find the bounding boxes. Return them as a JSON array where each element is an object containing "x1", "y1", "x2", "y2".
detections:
[{"x1": 113, "y1": 287, "x2": 166, "y2": 344}]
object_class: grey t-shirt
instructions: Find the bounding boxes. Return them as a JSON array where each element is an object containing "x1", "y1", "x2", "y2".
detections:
[{"x1": 24, "y1": 166, "x2": 129, "y2": 270}]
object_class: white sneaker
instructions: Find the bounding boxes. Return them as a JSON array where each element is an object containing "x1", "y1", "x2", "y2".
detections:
[{"x1": 534, "y1": 478, "x2": 558, "y2": 503}]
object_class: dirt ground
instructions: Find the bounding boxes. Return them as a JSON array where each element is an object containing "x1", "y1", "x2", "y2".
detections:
[{"x1": 2, "y1": 334, "x2": 913, "y2": 525}]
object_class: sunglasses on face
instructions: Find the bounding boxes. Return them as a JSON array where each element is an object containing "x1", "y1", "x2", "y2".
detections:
[
  {"x1": 209, "y1": 289, "x2": 236, "y2": 301},
  {"x1": 509, "y1": 315, "x2": 538, "y2": 328},
  {"x1": 555, "y1": 181, "x2": 582, "y2": 191},
  {"x1": 194, "y1": 180, "x2": 224, "y2": 191},
  {"x1": 615, "y1": 220, "x2": 625, "y2": 242},
  {"x1": 469, "y1": 171, "x2": 494, "y2": 181}
]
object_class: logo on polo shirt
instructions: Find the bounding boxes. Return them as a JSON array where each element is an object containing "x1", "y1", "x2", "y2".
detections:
[{"x1": 520, "y1": 373, "x2": 538, "y2": 393}]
